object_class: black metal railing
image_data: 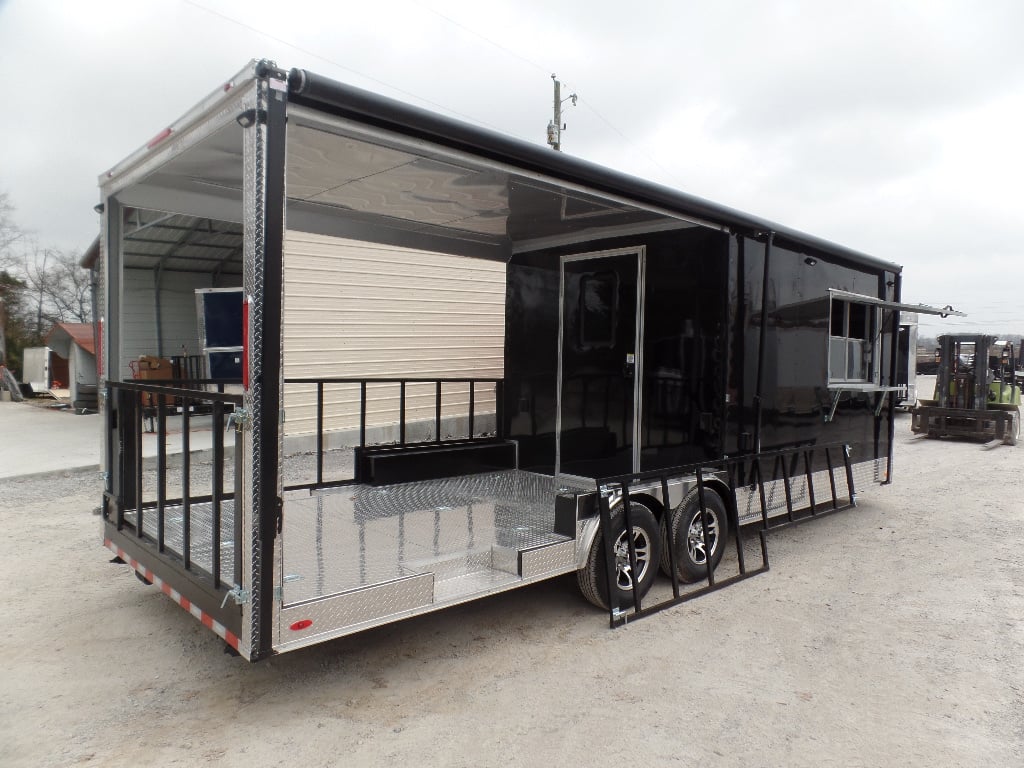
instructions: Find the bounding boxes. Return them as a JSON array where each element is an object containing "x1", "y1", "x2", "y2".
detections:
[
  {"x1": 282, "y1": 376, "x2": 504, "y2": 490},
  {"x1": 105, "y1": 380, "x2": 243, "y2": 591},
  {"x1": 594, "y1": 442, "x2": 856, "y2": 628}
]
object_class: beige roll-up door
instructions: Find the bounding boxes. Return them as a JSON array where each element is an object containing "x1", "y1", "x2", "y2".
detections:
[{"x1": 282, "y1": 231, "x2": 505, "y2": 438}]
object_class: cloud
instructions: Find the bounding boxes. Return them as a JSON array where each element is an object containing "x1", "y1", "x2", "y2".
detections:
[{"x1": 0, "y1": 0, "x2": 1021, "y2": 331}]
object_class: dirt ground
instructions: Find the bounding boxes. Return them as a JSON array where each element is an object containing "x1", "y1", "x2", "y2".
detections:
[{"x1": 2, "y1": 408, "x2": 1023, "y2": 768}]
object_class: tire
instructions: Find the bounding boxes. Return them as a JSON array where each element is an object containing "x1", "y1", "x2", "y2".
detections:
[
  {"x1": 577, "y1": 500, "x2": 662, "y2": 610},
  {"x1": 659, "y1": 487, "x2": 730, "y2": 584}
]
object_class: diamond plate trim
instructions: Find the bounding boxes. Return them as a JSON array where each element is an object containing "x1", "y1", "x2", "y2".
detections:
[
  {"x1": 519, "y1": 539, "x2": 575, "y2": 578},
  {"x1": 278, "y1": 574, "x2": 433, "y2": 653},
  {"x1": 241, "y1": 81, "x2": 264, "y2": 660}
]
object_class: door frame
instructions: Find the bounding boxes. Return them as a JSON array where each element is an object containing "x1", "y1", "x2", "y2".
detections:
[{"x1": 556, "y1": 246, "x2": 647, "y2": 479}]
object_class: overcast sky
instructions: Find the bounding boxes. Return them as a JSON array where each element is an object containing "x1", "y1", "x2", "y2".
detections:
[{"x1": 1, "y1": 0, "x2": 1021, "y2": 334}]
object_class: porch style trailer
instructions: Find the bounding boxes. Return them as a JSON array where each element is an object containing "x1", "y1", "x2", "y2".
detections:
[{"x1": 98, "y1": 60, "x2": 956, "y2": 661}]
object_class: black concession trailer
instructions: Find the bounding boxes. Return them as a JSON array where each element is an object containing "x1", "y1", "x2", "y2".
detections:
[{"x1": 97, "y1": 60, "x2": 959, "y2": 660}]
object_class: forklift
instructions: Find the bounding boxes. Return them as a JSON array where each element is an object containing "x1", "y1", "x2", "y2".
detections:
[{"x1": 912, "y1": 335, "x2": 1021, "y2": 445}]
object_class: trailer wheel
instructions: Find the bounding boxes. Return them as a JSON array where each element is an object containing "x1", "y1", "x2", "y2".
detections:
[
  {"x1": 660, "y1": 487, "x2": 729, "y2": 583},
  {"x1": 577, "y1": 501, "x2": 661, "y2": 610}
]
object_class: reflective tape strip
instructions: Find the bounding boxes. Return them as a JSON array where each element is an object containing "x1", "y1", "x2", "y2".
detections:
[{"x1": 104, "y1": 539, "x2": 240, "y2": 650}]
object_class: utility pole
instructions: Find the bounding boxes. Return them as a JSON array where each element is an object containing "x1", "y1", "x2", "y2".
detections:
[{"x1": 546, "y1": 74, "x2": 577, "y2": 151}]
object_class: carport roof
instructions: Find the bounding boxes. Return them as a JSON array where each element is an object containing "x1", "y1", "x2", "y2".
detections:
[{"x1": 79, "y1": 209, "x2": 243, "y2": 275}]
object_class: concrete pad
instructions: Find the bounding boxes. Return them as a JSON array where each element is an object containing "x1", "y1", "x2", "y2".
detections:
[
  {"x1": 0, "y1": 401, "x2": 237, "y2": 479},
  {"x1": 0, "y1": 401, "x2": 101, "y2": 479}
]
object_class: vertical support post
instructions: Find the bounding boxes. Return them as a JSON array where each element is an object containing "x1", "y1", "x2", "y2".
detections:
[
  {"x1": 727, "y1": 462, "x2": 747, "y2": 574},
  {"x1": 241, "y1": 62, "x2": 290, "y2": 661},
  {"x1": 843, "y1": 444, "x2": 857, "y2": 506},
  {"x1": 696, "y1": 467, "x2": 715, "y2": 586},
  {"x1": 755, "y1": 457, "x2": 770, "y2": 528},
  {"x1": 102, "y1": 197, "x2": 122, "y2": 507},
  {"x1": 134, "y1": 392, "x2": 144, "y2": 539},
  {"x1": 825, "y1": 446, "x2": 839, "y2": 509},
  {"x1": 212, "y1": 400, "x2": 224, "y2": 589},
  {"x1": 803, "y1": 449, "x2": 817, "y2": 516},
  {"x1": 114, "y1": 386, "x2": 128, "y2": 529},
  {"x1": 752, "y1": 232, "x2": 774, "y2": 455},
  {"x1": 495, "y1": 380, "x2": 504, "y2": 440},
  {"x1": 660, "y1": 475, "x2": 680, "y2": 599},
  {"x1": 315, "y1": 381, "x2": 324, "y2": 486},
  {"x1": 359, "y1": 381, "x2": 367, "y2": 447},
  {"x1": 780, "y1": 452, "x2": 794, "y2": 523},
  {"x1": 597, "y1": 485, "x2": 619, "y2": 627},
  {"x1": 435, "y1": 381, "x2": 442, "y2": 442},
  {"x1": 399, "y1": 381, "x2": 407, "y2": 445},
  {"x1": 468, "y1": 380, "x2": 475, "y2": 438},
  {"x1": 885, "y1": 273, "x2": 901, "y2": 484},
  {"x1": 105, "y1": 384, "x2": 115, "y2": 503},
  {"x1": 233, "y1": 402, "x2": 243, "y2": 588},
  {"x1": 182, "y1": 396, "x2": 192, "y2": 570},
  {"x1": 157, "y1": 399, "x2": 167, "y2": 552},
  {"x1": 620, "y1": 483, "x2": 643, "y2": 614}
]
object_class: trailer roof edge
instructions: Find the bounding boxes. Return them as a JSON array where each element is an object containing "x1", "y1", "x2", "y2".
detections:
[
  {"x1": 287, "y1": 66, "x2": 901, "y2": 275},
  {"x1": 98, "y1": 60, "x2": 261, "y2": 191}
]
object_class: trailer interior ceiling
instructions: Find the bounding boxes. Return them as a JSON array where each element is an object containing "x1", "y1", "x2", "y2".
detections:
[{"x1": 112, "y1": 106, "x2": 695, "y2": 262}]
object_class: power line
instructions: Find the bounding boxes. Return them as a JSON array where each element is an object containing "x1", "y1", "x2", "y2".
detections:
[
  {"x1": 179, "y1": 0, "x2": 528, "y2": 139},
  {"x1": 183, "y1": 0, "x2": 689, "y2": 187},
  {"x1": 413, "y1": 1, "x2": 551, "y2": 76},
  {"x1": 415, "y1": 1, "x2": 685, "y2": 180}
]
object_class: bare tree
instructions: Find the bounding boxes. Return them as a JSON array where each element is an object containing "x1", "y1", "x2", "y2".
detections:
[
  {"x1": 41, "y1": 248, "x2": 91, "y2": 324},
  {"x1": 21, "y1": 245, "x2": 90, "y2": 336},
  {"x1": 0, "y1": 192, "x2": 23, "y2": 269}
]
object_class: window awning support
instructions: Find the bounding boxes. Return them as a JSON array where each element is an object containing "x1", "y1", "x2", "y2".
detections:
[
  {"x1": 827, "y1": 289, "x2": 966, "y2": 318},
  {"x1": 825, "y1": 384, "x2": 903, "y2": 423}
]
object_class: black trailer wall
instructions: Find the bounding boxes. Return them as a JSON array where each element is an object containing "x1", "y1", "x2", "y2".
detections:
[
  {"x1": 729, "y1": 236, "x2": 897, "y2": 466},
  {"x1": 504, "y1": 228, "x2": 897, "y2": 477},
  {"x1": 503, "y1": 226, "x2": 730, "y2": 473}
]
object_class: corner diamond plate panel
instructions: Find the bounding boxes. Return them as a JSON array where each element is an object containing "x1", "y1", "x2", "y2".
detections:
[
  {"x1": 519, "y1": 539, "x2": 576, "y2": 579},
  {"x1": 278, "y1": 574, "x2": 434, "y2": 653}
]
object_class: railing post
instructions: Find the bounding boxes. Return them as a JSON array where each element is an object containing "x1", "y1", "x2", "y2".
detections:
[
  {"x1": 843, "y1": 444, "x2": 857, "y2": 505},
  {"x1": 620, "y1": 482, "x2": 643, "y2": 614},
  {"x1": 435, "y1": 381, "x2": 442, "y2": 443},
  {"x1": 755, "y1": 457, "x2": 770, "y2": 528},
  {"x1": 399, "y1": 381, "x2": 407, "y2": 445},
  {"x1": 135, "y1": 392, "x2": 144, "y2": 539},
  {"x1": 696, "y1": 467, "x2": 715, "y2": 587},
  {"x1": 182, "y1": 395, "x2": 192, "y2": 570},
  {"x1": 468, "y1": 381, "x2": 475, "y2": 439},
  {"x1": 727, "y1": 461, "x2": 747, "y2": 575},
  {"x1": 316, "y1": 382, "x2": 324, "y2": 487},
  {"x1": 660, "y1": 475, "x2": 680, "y2": 599},
  {"x1": 803, "y1": 449, "x2": 817, "y2": 516},
  {"x1": 211, "y1": 401, "x2": 224, "y2": 589},
  {"x1": 359, "y1": 382, "x2": 367, "y2": 448},
  {"x1": 233, "y1": 405, "x2": 243, "y2": 588},
  {"x1": 494, "y1": 380, "x2": 504, "y2": 439},
  {"x1": 597, "y1": 484, "x2": 620, "y2": 627},
  {"x1": 825, "y1": 447, "x2": 839, "y2": 509},
  {"x1": 780, "y1": 452, "x2": 795, "y2": 522},
  {"x1": 157, "y1": 399, "x2": 167, "y2": 552}
]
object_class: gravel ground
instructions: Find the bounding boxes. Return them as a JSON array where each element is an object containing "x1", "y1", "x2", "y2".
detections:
[{"x1": 1, "y1": 408, "x2": 1022, "y2": 767}]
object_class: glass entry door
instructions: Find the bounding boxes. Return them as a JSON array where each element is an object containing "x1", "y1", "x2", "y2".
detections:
[{"x1": 557, "y1": 248, "x2": 644, "y2": 479}]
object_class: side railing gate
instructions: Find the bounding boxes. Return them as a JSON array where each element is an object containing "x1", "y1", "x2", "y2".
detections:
[{"x1": 595, "y1": 443, "x2": 857, "y2": 627}]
